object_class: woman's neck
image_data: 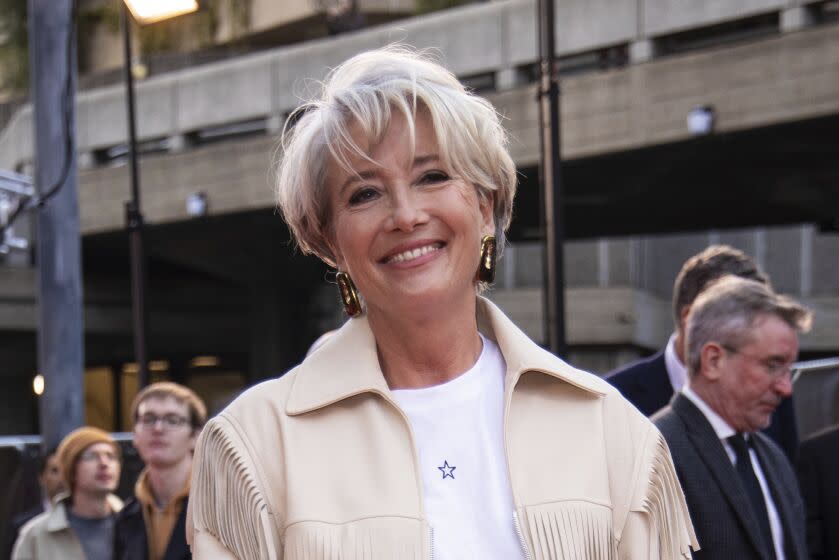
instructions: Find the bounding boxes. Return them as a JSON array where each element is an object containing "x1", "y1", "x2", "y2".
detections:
[{"x1": 368, "y1": 295, "x2": 483, "y2": 389}]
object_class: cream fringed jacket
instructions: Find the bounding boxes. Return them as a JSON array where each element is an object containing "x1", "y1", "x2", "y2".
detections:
[{"x1": 187, "y1": 297, "x2": 698, "y2": 559}]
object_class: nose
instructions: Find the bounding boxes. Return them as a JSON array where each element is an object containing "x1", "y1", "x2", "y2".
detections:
[
  {"x1": 388, "y1": 189, "x2": 427, "y2": 232},
  {"x1": 774, "y1": 373, "x2": 793, "y2": 398}
]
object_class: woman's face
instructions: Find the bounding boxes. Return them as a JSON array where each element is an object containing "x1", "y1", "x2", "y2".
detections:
[{"x1": 326, "y1": 111, "x2": 494, "y2": 317}]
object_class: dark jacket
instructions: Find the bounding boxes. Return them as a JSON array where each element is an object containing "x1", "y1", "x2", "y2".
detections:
[
  {"x1": 654, "y1": 394, "x2": 808, "y2": 560},
  {"x1": 606, "y1": 347, "x2": 799, "y2": 462},
  {"x1": 797, "y1": 425, "x2": 839, "y2": 560},
  {"x1": 113, "y1": 496, "x2": 190, "y2": 560}
]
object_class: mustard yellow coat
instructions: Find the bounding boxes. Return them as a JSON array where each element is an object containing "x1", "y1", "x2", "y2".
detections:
[{"x1": 188, "y1": 298, "x2": 698, "y2": 559}]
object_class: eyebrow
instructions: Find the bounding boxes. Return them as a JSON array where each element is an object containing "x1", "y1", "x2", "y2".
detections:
[{"x1": 338, "y1": 154, "x2": 442, "y2": 197}]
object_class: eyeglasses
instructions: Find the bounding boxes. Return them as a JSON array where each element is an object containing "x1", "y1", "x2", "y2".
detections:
[
  {"x1": 721, "y1": 344, "x2": 794, "y2": 379},
  {"x1": 136, "y1": 413, "x2": 191, "y2": 430},
  {"x1": 79, "y1": 449, "x2": 119, "y2": 463}
]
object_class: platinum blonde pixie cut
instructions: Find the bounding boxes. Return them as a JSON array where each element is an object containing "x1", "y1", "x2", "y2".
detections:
[{"x1": 275, "y1": 45, "x2": 518, "y2": 267}]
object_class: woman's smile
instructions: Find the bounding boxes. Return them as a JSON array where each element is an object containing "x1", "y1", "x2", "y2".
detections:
[{"x1": 381, "y1": 241, "x2": 445, "y2": 265}]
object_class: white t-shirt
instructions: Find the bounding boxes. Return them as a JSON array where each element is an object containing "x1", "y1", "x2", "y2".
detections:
[{"x1": 392, "y1": 335, "x2": 525, "y2": 560}]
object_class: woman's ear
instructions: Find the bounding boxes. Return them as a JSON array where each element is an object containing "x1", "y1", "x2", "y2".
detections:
[
  {"x1": 324, "y1": 233, "x2": 345, "y2": 271},
  {"x1": 479, "y1": 193, "x2": 495, "y2": 236}
]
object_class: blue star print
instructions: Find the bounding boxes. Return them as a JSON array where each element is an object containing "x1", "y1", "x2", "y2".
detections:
[{"x1": 438, "y1": 460, "x2": 456, "y2": 479}]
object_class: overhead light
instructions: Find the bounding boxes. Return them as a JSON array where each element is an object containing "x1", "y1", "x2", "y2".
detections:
[
  {"x1": 123, "y1": 0, "x2": 199, "y2": 25},
  {"x1": 122, "y1": 362, "x2": 140, "y2": 375},
  {"x1": 186, "y1": 192, "x2": 208, "y2": 217},
  {"x1": 149, "y1": 360, "x2": 170, "y2": 372},
  {"x1": 33, "y1": 374, "x2": 45, "y2": 396},
  {"x1": 190, "y1": 355, "x2": 220, "y2": 368},
  {"x1": 131, "y1": 61, "x2": 149, "y2": 80},
  {"x1": 687, "y1": 105, "x2": 715, "y2": 136}
]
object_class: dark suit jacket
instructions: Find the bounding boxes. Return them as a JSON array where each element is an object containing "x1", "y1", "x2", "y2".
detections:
[
  {"x1": 606, "y1": 347, "x2": 799, "y2": 462},
  {"x1": 653, "y1": 394, "x2": 808, "y2": 560},
  {"x1": 797, "y1": 425, "x2": 839, "y2": 560},
  {"x1": 113, "y1": 496, "x2": 191, "y2": 560}
]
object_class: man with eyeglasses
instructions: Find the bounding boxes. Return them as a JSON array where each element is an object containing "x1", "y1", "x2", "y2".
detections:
[
  {"x1": 12, "y1": 427, "x2": 124, "y2": 560},
  {"x1": 114, "y1": 382, "x2": 207, "y2": 560},
  {"x1": 653, "y1": 276, "x2": 812, "y2": 559}
]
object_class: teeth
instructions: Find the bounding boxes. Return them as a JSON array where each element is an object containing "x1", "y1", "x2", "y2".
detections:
[{"x1": 388, "y1": 244, "x2": 440, "y2": 263}]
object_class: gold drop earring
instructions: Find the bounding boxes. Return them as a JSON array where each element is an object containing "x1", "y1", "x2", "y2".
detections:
[
  {"x1": 336, "y1": 271, "x2": 362, "y2": 317},
  {"x1": 477, "y1": 235, "x2": 497, "y2": 283}
]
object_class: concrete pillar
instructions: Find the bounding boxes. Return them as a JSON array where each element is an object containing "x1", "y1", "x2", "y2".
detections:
[
  {"x1": 801, "y1": 224, "x2": 814, "y2": 297},
  {"x1": 29, "y1": 0, "x2": 85, "y2": 450}
]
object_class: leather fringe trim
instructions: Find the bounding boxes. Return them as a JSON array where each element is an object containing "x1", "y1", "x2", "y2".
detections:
[
  {"x1": 640, "y1": 433, "x2": 699, "y2": 559},
  {"x1": 191, "y1": 418, "x2": 277, "y2": 560},
  {"x1": 283, "y1": 521, "x2": 425, "y2": 560},
  {"x1": 526, "y1": 501, "x2": 617, "y2": 559}
]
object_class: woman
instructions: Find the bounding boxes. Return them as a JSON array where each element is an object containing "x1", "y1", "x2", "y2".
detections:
[{"x1": 188, "y1": 46, "x2": 697, "y2": 559}]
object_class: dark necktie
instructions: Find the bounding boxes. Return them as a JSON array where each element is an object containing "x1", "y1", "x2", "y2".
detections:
[{"x1": 728, "y1": 433, "x2": 776, "y2": 559}]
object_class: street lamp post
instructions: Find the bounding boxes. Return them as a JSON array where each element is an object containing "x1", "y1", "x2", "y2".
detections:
[
  {"x1": 537, "y1": 0, "x2": 567, "y2": 357},
  {"x1": 121, "y1": 1, "x2": 199, "y2": 389}
]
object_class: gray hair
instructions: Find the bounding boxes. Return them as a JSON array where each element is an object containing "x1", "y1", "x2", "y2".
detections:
[
  {"x1": 275, "y1": 45, "x2": 518, "y2": 267},
  {"x1": 685, "y1": 276, "x2": 812, "y2": 375}
]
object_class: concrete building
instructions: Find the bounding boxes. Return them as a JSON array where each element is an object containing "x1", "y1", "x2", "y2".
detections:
[{"x1": 1, "y1": 0, "x2": 838, "y2": 433}]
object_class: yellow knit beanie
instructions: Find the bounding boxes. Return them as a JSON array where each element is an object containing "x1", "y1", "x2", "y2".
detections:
[{"x1": 56, "y1": 427, "x2": 119, "y2": 492}]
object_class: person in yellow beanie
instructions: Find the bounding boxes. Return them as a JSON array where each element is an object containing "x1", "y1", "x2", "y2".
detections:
[{"x1": 12, "y1": 427, "x2": 124, "y2": 560}]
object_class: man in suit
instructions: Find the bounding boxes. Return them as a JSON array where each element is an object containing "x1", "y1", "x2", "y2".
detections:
[
  {"x1": 114, "y1": 382, "x2": 207, "y2": 560},
  {"x1": 607, "y1": 244, "x2": 799, "y2": 461},
  {"x1": 654, "y1": 276, "x2": 811, "y2": 559},
  {"x1": 796, "y1": 424, "x2": 839, "y2": 560}
]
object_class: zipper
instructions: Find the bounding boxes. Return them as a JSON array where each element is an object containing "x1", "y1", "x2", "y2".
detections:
[
  {"x1": 513, "y1": 511, "x2": 533, "y2": 560},
  {"x1": 505, "y1": 372, "x2": 531, "y2": 560},
  {"x1": 379, "y1": 392, "x2": 430, "y2": 559}
]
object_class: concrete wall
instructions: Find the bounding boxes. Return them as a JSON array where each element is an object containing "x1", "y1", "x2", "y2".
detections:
[
  {"x1": 3, "y1": 0, "x2": 837, "y2": 170},
  {"x1": 3, "y1": 21, "x2": 834, "y2": 235},
  {"x1": 489, "y1": 224, "x2": 839, "y2": 353}
]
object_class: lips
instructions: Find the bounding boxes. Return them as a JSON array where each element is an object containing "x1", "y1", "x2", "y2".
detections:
[{"x1": 382, "y1": 241, "x2": 444, "y2": 264}]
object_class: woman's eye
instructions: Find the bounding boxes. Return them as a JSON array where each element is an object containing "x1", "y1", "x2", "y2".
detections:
[
  {"x1": 348, "y1": 187, "x2": 378, "y2": 206},
  {"x1": 419, "y1": 171, "x2": 450, "y2": 184}
]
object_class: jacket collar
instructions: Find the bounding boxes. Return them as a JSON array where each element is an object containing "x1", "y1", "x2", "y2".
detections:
[
  {"x1": 45, "y1": 495, "x2": 71, "y2": 533},
  {"x1": 287, "y1": 296, "x2": 605, "y2": 415},
  {"x1": 45, "y1": 492, "x2": 124, "y2": 533}
]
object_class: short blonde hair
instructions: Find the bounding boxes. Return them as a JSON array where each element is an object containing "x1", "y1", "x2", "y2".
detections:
[{"x1": 275, "y1": 45, "x2": 518, "y2": 267}]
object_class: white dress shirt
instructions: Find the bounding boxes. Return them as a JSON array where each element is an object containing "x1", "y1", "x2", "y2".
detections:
[
  {"x1": 664, "y1": 333, "x2": 688, "y2": 394},
  {"x1": 681, "y1": 385, "x2": 786, "y2": 559}
]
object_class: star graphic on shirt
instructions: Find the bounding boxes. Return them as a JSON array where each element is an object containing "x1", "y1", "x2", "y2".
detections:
[{"x1": 438, "y1": 460, "x2": 456, "y2": 479}]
